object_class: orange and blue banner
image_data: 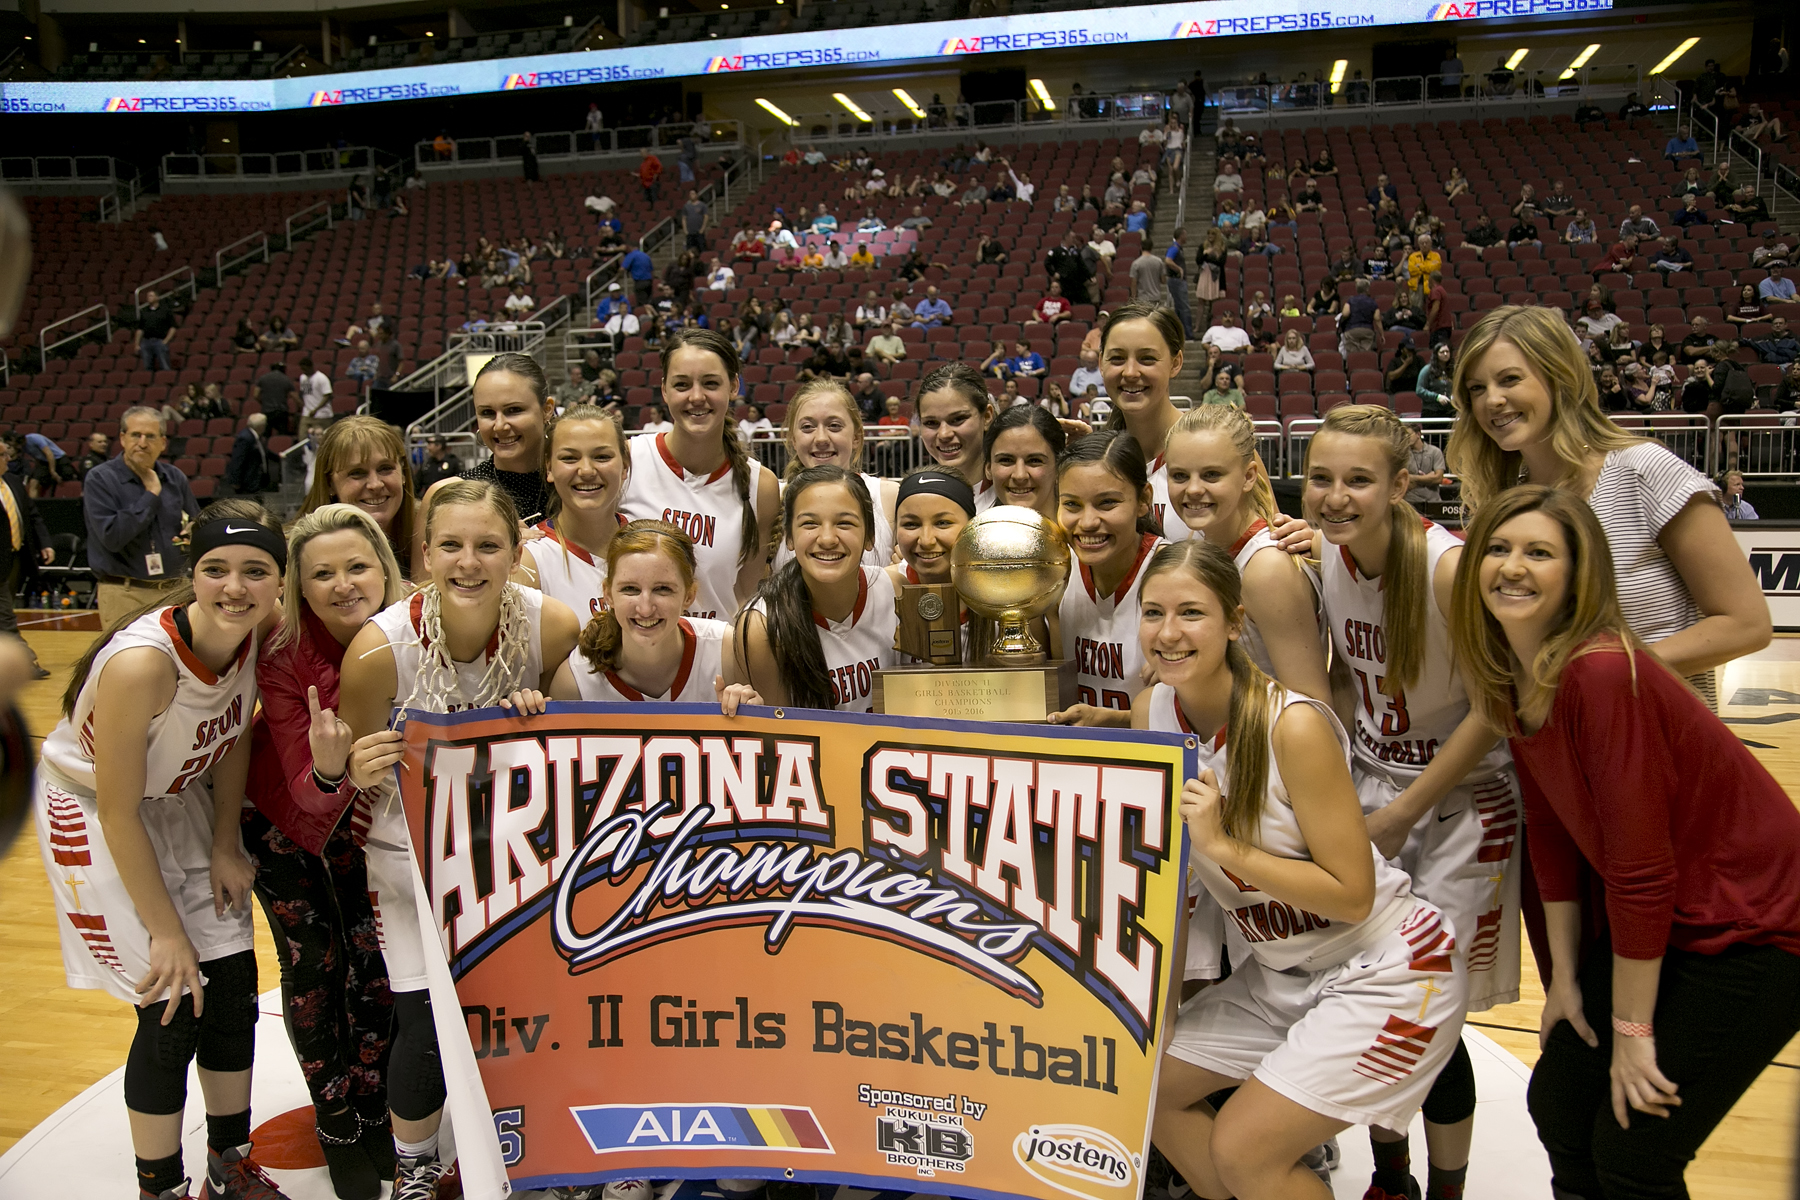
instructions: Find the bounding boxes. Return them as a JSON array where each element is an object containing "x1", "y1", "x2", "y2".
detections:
[{"x1": 397, "y1": 702, "x2": 1192, "y2": 1199}]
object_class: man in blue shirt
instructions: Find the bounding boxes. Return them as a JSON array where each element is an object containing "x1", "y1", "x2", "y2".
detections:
[
  {"x1": 1124, "y1": 200, "x2": 1150, "y2": 233},
  {"x1": 910, "y1": 286, "x2": 953, "y2": 328},
  {"x1": 811, "y1": 203, "x2": 839, "y2": 235},
  {"x1": 1761, "y1": 266, "x2": 1798, "y2": 305},
  {"x1": 622, "y1": 246, "x2": 655, "y2": 305},
  {"x1": 20, "y1": 432, "x2": 70, "y2": 498},
  {"x1": 1664, "y1": 125, "x2": 1702, "y2": 162},
  {"x1": 84, "y1": 407, "x2": 201, "y2": 628},
  {"x1": 1005, "y1": 340, "x2": 1046, "y2": 379}
]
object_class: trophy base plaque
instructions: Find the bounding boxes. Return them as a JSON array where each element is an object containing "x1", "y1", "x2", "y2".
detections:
[{"x1": 873, "y1": 660, "x2": 1078, "y2": 724}]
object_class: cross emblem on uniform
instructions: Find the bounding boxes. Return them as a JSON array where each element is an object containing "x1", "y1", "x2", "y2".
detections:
[
  {"x1": 1416, "y1": 978, "x2": 1443, "y2": 1019},
  {"x1": 1488, "y1": 870, "x2": 1506, "y2": 907},
  {"x1": 64, "y1": 875, "x2": 85, "y2": 910}
]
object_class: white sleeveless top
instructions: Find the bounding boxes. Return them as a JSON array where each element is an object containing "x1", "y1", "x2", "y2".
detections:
[
  {"x1": 771, "y1": 472, "x2": 895, "y2": 572},
  {"x1": 565, "y1": 617, "x2": 729, "y2": 703},
  {"x1": 40, "y1": 607, "x2": 258, "y2": 800},
  {"x1": 1318, "y1": 519, "x2": 1511, "y2": 780},
  {"x1": 972, "y1": 477, "x2": 997, "y2": 513},
  {"x1": 621, "y1": 432, "x2": 768, "y2": 621},
  {"x1": 747, "y1": 564, "x2": 899, "y2": 712},
  {"x1": 1148, "y1": 455, "x2": 1196, "y2": 543},
  {"x1": 368, "y1": 584, "x2": 547, "y2": 715},
  {"x1": 524, "y1": 516, "x2": 626, "y2": 621},
  {"x1": 1057, "y1": 532, "x2": 1164, "y2": 713},
  {"x1": 1229, "y1": 520, "x2": 1326, "y2": 682},
  {"x1": 1149, "y1": 681, "x2": 1415, "y2": 972}
]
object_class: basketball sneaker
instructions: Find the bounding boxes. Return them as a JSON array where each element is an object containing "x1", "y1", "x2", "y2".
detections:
[
  {"x1": 140, "y1": 1180, "x2": 191, "y2": 1200},
  {"x1": 1362, "y1": 1176, "x2": 1422, "y2": 1200},
  {"x1": 200, "y1": 1144, "x2": 293, "y2": 1200},
  {"x1": 547, "y1": 1183, "x2": 653, "y2": 1200},
  {"x1": 393, "y1": 1153, "x2": 450, "y2": 1200}
]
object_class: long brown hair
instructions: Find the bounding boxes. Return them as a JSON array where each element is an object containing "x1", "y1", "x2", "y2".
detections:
[
  {"x1": 300, "y1": 415, "x2": 419, "y2": 576},
  {"x1": 1451, "y1": 484, "x2": 1653, "y2": 735},
  {"x1": 542, "y1": 403, "x2": 629, "y2": 564},
  {"x1": 62, "y1": 499, "x2": 282, "y2": 717},
  {"x1": 1306, "y1": 405, "x2": 1428, "y2": 695},
  {"x1": 1058, "y1": 430, "x2": 1160, "y2": 538},
  {"x1": 660, "y1": 327, "x2": 759, "y2": 565},
  {"x1": 577, "y1": 520, "x2": 696, "y2": 675},
  {"x1": 1098, "y1": 302, "x2": 1186, "y2": 433},
  {"x1": 1141, "y1": 539, "x2": 1277, "y2": 844}
]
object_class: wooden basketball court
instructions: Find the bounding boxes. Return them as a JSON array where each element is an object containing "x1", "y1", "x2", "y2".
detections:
[{"x1": 0, "y1": 617, "x2": 1793, "y2": 1198}]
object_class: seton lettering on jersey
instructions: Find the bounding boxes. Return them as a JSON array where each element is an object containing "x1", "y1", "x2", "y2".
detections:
[
  {"x1": 1342, "y1": 619, "x2": 1387, "y2": 663},
  {"x1": 1074, "y1": 637, "x2": 1126, "y2": 681},
  {"x1": 830, "y1": 657, "x2": 879, "y2": 708},
  {"x1": 192, "y1": 695, "x2": 245, "y2": 750},
  {"x1": 662, "y1": 508, "x2": 718, "y2": 547},
  {"x1": 1227, "y1": 900, "x2": 1331, "y2": 945},
  {"x1": 1353, "y1": 724, "x2": 1440, "y2": 767},
  {"x1": 861, "y1": 747, "x2": 1174, "y2": 1047}
]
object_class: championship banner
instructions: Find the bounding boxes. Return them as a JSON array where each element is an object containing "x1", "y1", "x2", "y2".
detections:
[{"x1": 396, "y1": 703, "x2": 1192, "y2": 1199}]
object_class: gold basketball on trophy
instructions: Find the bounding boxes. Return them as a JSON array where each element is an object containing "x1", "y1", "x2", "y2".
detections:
[{"x1": 951, "y1": 505, "x2": 1071, "y2": 666}]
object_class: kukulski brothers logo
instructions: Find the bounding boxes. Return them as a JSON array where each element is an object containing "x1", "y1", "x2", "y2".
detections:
[
  {"x1": 860, "y1": 1085, "x2": 980, "y2": 1177},
  {"x1": 1013, "y1": 1123, "x2": 1137, "y2": 1199}
]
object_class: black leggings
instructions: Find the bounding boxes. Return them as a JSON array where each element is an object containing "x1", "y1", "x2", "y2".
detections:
[
  {"x1": 123, "y1": 950, "x2": 259, "y2": 1115},
  {"x1": 242, "y1": 807, "x2": 392, "y2": 1113},
  {"x1": 1527, "y1": 938, "x2": 1800, "y2": 1199}
]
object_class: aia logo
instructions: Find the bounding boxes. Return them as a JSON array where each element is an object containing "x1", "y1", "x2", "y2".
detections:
[
  {"x1": 503, "y1": 73, "x2": 540, "y2": 89},
  {"x1": 104, "y1": 97, "x2": 143, "y2": 112}
]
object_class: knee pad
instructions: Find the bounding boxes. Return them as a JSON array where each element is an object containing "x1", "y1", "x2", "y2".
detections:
[
  {"x1": 388, "y1": 990, "x2": 445, "y2": 1122},
  {"x1": 1422, "y1": 1038, "x2": 1476, "y2": 1126},
  {"x1": 195, "y1": 950, "x2": 258, "y2": 1074},
  {"x1": 124, "y1": 1000, "x2": 200, "y2": 1114}
]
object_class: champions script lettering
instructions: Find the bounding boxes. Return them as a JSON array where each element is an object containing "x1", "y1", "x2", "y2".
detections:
[{"x1": 416, "y1": 729, "x2": 1176, "y2": 1045}]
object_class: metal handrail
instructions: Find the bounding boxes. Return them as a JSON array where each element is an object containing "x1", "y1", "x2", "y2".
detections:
[
  {"x1": 637, "y1": 154, "x2": 742, "y2": 258},
  {"x1": 783, "y1": 92, "x2": 1168, "y2": 147},
  {"x1": 162, "y1": 146, "x2": 377, "y2": 182},
  {"x1": 134, "y1": 266, "x2": 197, "y2": 317},
  {"x1": 214, "y1": 231, "x2": 269, "y2": 282},
  {"x1": 98, "y1": 193, "x2": 119, "y2": 224},
  {"x1": 414, "y1": 121, "x2": 744, "y2": 170},
  {"x1": 1172, "y1": 115, "x2": 1195, "y2": 233},
  {"x1": 39, "y1": 304, "x2": 112, "y2": 365},
  {"x1": 284, "y1": 199, "x2": 334, "y2": 249},
  {"x1": 584, "y1": 253, "x2": 626, "y2": 319},
  {"x1": 0, "y1": 155, "x2": 120, "y2": 184}
]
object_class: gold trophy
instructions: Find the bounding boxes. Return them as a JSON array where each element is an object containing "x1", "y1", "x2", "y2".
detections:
[{"x1": 876, "y1": 507, "x2": 1079, "y2": 723}]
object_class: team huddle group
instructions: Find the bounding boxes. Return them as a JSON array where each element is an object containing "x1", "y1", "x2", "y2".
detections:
[{"x1": 30, "y1": 304, "x2": 1800, "y2": 1200}]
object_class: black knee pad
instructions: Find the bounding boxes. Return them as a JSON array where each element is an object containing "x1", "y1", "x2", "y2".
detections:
[
  {"x1": 195, "y1": 950, "x2": 259, "y2": 1074},
  {"x1": 388, "y1": 990, "x2": 445, "y2": 1122},
  {"x1": 124, "y1": 1000, "x2": 201, "y2": 1114},
  {"x1": 1422, "y1": 1037, "x2": 1476, "y2": 1125}
]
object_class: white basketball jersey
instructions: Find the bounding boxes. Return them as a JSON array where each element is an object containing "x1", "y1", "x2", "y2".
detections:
[
  {"x1": 369, "y1": 584, "x2": 547, "y2": 715},
  {"x1": 972, "y1": 478, "x2": 997, "y2": 513},
  {"x1": 1148, "y1": 456, "x2": 1195, "y2": 543},
  {"x1": 771, "y1": 473, "x2": 895, "y2": 573},
  {"x1": 1230, "y1": 520, "x2": 1326, "y2": 683},
  {"x1": 1148, "y1": 682, "x2": 1415, "y2": 972},
  {"x1": 40, "y1": 607, "x2": 258, "y2": 801},
  {"x1": 621, "y1": 432, "x2": 767, "y2": 621},
  {"x1": 525, "y1": 516, "x2": 626, "y2": 620},
  {"x1": 566, "y1": 617, "x2": 729, "y2": 703},
  {"x1": 1319, "y1": 520, "x2": 1510, "y2": 780},
  {"x1": 1058, "y1": 532, "x2": 1164, "y2": 713},
  {"x1": 748, "y1": 564, "x2": 898, "y2": 712}
]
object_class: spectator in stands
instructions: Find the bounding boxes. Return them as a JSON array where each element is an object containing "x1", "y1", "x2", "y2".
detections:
[
  {"x1": 1087, "y1": 224, "x2": 1119, "y2": 276},
  {"x1": 849, "y1": 242, "x2": 876, "y2": 269},
  {"x1": 230, "y1": 317, "x2": 259, "y2": 354},
  {"x1": 1406, "y1": 235, "x2": 1443, "y2": 290},
  {"x1": 1667, "y1": 194, "x2": 1707, "y2": 230},
  {"x1": 1722, "y1": 185, "x2": 1771, "y2": 227},
  {"x1": 900, "y1": 205, "x2": 934, "y2": 231},
  {"x1": 255, "y1": 359, "x2": 298, "y2": 437},
  {"x1": 642, "y1": 403, "x2": 674, "y2": 434},
  {"x1": 297, "y1": 355, "x2": 333, "y2": 436},
  {"x1": 1407, "y1": 203, "x2": 1444, "y2": 242},
  {"x1": 1573, "y1": 99, "x2": 1606, "y2": 128},
  {"x1": 822, "y1": 312, "x2": 854, "y2": 349},
  {"x1": 1273, "y1": 329, "x2": 1315, "y2": 374},
  {"x1": 1201, "y1": 367, "x2": 1245, "y2": 408},
  {"x1": 622, "y1": 244, "x2": 655, "y2": 305},
  {"x1": 504, "y1": 282, "x2": 536, "y2": 317},
  {"x1": 1533, "y1": 180, "x2": 1573, "y2": 218},
  {"x1": 977, "y1": 233, "x2": 1009, "y2": 266},
  {"x1": 1338, "y1": 278, "x2": 1383, "y2": 356},
  {"x1": 958, "y1": 177, "x2": 989, "y2": 207},
  {"x1": 1200, "y1": 312, "x2": 1251, "y2": 377},
  {"x1": 911, "y1": 286, "x2": 952, "y2": 328},
  {"x1": 1007, "y1": 160, "x2": 1036, "y2": 204},
  {"x1": 1306, "y1": 276, "x2": 1340, "y2": 318},
  {"x1": 134, "y1": 289, "x2": 178, "y2": 372},
  {"x1": 1403, "y1": 424, "x2": 1446, "y2": 505},
  {"x1": 1680, "y1": 315, "x2": 1727, "y2": 363},
  {"x1": 1213, "y1": 158, "x2": 1243, "y2": 198},
  {"x1": 555, "y1": 366, "x2": 595, "y2": 409},
  {"x1": 1361, "y1": 173, "x2": 1396, "y2": 213},
  {"x1": 675, "y1": 189, "x2": 710, "y2": 254},
  {"x1": 1574, "y1": 297, "x2": 1625, "y2": 345},
  {"x1": 867, "y1": 320, "x2": 907, "y2": 367},
  {"x1": 847, "y1": 372, "x2": 885, "y2": 423},
  {"x1": 1129, "y1": 162, "x2": 1158, "y2": 190},
  {"x1": 979, "y1": 341, "x2": 1010, "y2": 379},
  {"x1": 1556, "y1": 206, "x2": 1590, "y2": 244},
  {"x1": 410, "y1": 436, "x2": 459, "y2": 499},
  {"x1": 705, "y1": 257, "x2": 734, "y2": 292},
  {"x1": 851, "y1": 290, "x2": 887, "y2": 331},
  {"x1": 1762, "y1": 265, "x2": 1799, "y2": 305},
  {"x1": 1464, "y1": 212, "x2": 1502, "y2": 248},
  {"x1": 792, "y1": 310, "x2": 822, "y2": 347},
  {"x1": 1651, "y1": 235, "x2": 1693, "y2": 278},
  {"x1": 1387, "y1": 284, "x2": 1426, "y2": 334},
  {"x1": 1672, "y1": 166, "x2": 1707, "y2": 199},
  {"x1": 822, "y1": 240, "x2": 850, "y2": 269},
  {"x1": 337, "y1": 301, "x2": 388, "y2": 346},
  {"x1": 1597, "y1": 232, "x2": 1639, "y2": 277},
  {"x1": 1384, "y1": 340, "x2": 1425, "y2": 395},
  {"x1": 1753, "y1": 230, "x2": 1792, "y2": 269},
  {"x1": 1048, "y1": 230, "x2": 1098, "y2": 304},
  {"x1": 83, "y1": 407, "x2": 201, "y2": 625},
  {"x1": 225, "y1": 412, "x2": 273, "y2": 497},
  {"x1": 857, "y1": 209, "x2": 886, "y2": 234},
  {"x1": 1440, "y1": 167, "x2": 1470, "y2": 202},
  {"x1": 1036, "y1": 280, "x2": 1073, "y2": 326},
  {"x1": 1069, "y1": 349, "x2": 1105, "y2": 397},
  {"x1": 1507, "y1": 212, "x2": 1543, "y2": 251},
  {"x1": 1129, "y1": 243, "x2": 1170, "y2": 307},
  {"x1": 75, "y1": 431, "x2": 111, "y2": 481},
  {"x1": 1008, "y1": 340, "x2": 1047, "y2": 380},
  {"x1": 1739, "y1": 104, "x2": 1787, "y2": 142},
  {"x1": 1616, "y1": 91, "x2": 1649, "y2": 119},
  {"x1": 17, "y1": 432, "x2": 68, "y2": 498},
  {"x1": 1751, "y1": 317, "x2": 1800, "y2": 364},
  {"x1": 1727, "y1": 283, "x2": 1769, "y2": 328},
  {"x1": 1664, "y1": 124, "x2": 1702, "y2": 162},
  {"x1": 1778, "y1": 363, "x2": 1800, "y2": 412},
  {"x1": 259, "y1": 314, "x2": 300, "y2": 352},
  {"x1": 1510, "y1": 184, "x2": 1539, "y2": 221},
  {"x1": 1618, "y1": 204, "x2": 1660, "y2": 239},
  {"x1": 638, "y1": 148, "x2": 663, "y2": 202}
]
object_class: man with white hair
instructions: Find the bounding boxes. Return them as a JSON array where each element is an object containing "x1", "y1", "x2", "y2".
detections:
[{"x1": 83, "y1": 407, "x2": 201, "y2": 627}]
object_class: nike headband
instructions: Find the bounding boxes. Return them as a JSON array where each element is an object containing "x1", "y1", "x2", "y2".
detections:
[
  {"x1": 897, "y1": 470, "x2": 977, "y2": 518},
  {"x1": 188, "y1": 518, "x2": 288, "y2": 574}
]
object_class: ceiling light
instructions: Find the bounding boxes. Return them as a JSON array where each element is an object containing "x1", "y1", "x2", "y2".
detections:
[
  {"x1": 834, "y1": 92, "x2": 871, "y2": 122},
  {"x1": 892, "y1": 88, "x2": 926, "y2": 119},
  {"x1": 426, "y1": 30, "x2": 434, "y2": 36},
  {"x1": 1560, "y1": 43, "x2": 1600, "y2": 80},
  {"x1": 756, "y1": 98, "x2": 798, "y2": 126},
  {"x1": 1505, "y1": 48, "x2": 1528, "y2": 70},
  {"x1": 1649, "y1": 37, "x2": 1699, "y2": 76},
  {"x1": 1029, "y1": 78, "x2": 1055, "y2": 111},
  {"x1": 1330, "y1": 59, "x2": 1347, "y2": 94}
]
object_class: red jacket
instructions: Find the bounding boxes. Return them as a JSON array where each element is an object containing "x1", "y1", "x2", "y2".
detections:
[{"x1": 247, "y1": 606, "x2": 361, "y2": 855}]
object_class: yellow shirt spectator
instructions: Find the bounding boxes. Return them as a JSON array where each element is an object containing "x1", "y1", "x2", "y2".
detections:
[
  {"x1": 849, "y1": 246, "x2": 876, "y2": 268},
  {"x1": 1407, "y1": 248, "x2": 1443, "y2": 288}
]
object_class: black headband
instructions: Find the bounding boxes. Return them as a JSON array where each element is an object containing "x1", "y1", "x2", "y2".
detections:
[
  {"x1": 189, "y1": 518, "x2": 287, "y2": 574},
  {"x1": 897, "y1": 471, "x2": 977, "y2": 518}
]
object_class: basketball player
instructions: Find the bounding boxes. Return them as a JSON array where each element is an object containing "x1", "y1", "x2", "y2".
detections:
[
  {"x1": 1097, "y1": 302, "x2": 1194, "y2": 542},
  {"x1": 516, "y1": 405, "x2": 630, "y2": 620},
  {"x1": 776, "y1": 379, "x2": 897, "y2": 567}
]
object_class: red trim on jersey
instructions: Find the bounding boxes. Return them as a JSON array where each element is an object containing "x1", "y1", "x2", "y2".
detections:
[
  {"x1": 903, "y1": 564, "x2": 921, "y2": 585},
  {"x1": 410, "y1": 590, "x2": 501, "y2": 661},
  {"x1": 1170, "y1": 694, "x2": 1227, "y2": 751},
  {"x1": 1338, "y1": 516, "x2": 1434, "y2": 587},
  {"x1": 812, "y1": 567, "x2": 870, "y2": 629},
  {"x1": 1148, "y1": 451, "x2": 1167, "y2": 475},
  {"x1": 656, "y1": 432, "x2": 732, "y2": 485},
  {"x1": 1079, "y1": 532, "x2": 1161, "y2": 605},
  {"x1": 535, "y1": 513, "x2": 629, "y2": 567},
  {"x1": 158, "y1": 607, "x2": 251, "y2": 686},
  {"x1": 605, "y1": 617, "x2": 698, "y2": 701},
  {"x1": 1228, "y1": 519, "x2": 1269, "y2": 558}
]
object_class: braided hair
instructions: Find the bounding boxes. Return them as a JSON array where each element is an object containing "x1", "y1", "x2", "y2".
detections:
[{"x1": 659, "y1": 327, "x2": 760, "y2": 566}]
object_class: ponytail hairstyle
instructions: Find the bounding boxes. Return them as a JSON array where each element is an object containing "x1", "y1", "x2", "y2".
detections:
[
  {"x1": 62, "y1": 498, "x2": 282, "y2": 717},
  {"x1": 1167, "y1": 404, "x2": 1280, "y2": 529},
  {"x1": 781, "y1": 378, "x2": 865, "y2": 481},
  {"x1": 735, "y1": 466, "x2": 874, "y2": 710},
  {"x1": 1098, "y1": 302, "x2": 1186, "y2": 431},
  {"x1": 1141, "y1": 539, "x2": 1278, "y2": 845},
  {"x1": 981, "y1": 402, "x2": 1066, "y2": 467},
  {"x1": 542, "y1": 403, "x2": 629, "y2": 561},
  {"x1": 660, "y1": 327, "x2": 759, "y2": 566},
  {"x1": 1058, "y1": 430, "x2": 1160, "y2": 538},
  {"x1": 914, "y1": 362, "x2": 994, "y2": 483},
  {"x1": 577, "y1": 520, "x2": 697, "y2": 675},
  {"x1": 273, "y1": 502, "x2": 406, "y2": 653},
  {"x1": 1305, "y1": 404, "x2": 1428, "y2": 695}
]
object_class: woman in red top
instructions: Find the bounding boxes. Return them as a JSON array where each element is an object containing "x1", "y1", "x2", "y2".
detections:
[
  {"x1": 243, "y1": 503, "x2": 410, "y2": 1200},
  {"x1": 1453, "y1": 485, "x2": 1800, "y2": 1200}
]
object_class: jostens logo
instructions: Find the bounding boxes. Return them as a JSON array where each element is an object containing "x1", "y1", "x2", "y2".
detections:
[{"x1": 1012, "y1": 1124, "x2": 1136, "y2": 1199}]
